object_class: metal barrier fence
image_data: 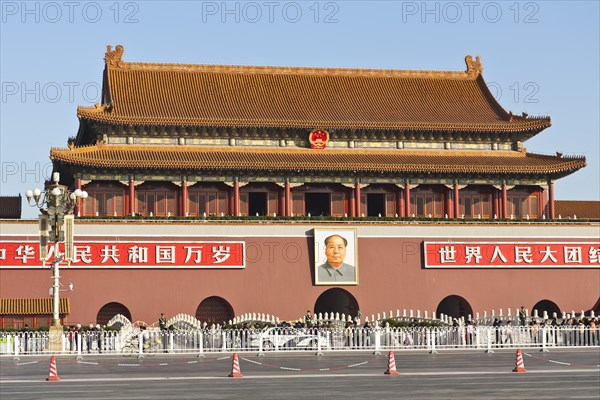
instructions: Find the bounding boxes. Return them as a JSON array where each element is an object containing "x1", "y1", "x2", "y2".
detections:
[{"x1": 1, "y1": 326, "x2": 598, "y2": 357}]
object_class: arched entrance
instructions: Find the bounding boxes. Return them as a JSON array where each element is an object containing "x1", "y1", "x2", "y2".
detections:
[
  {"x1": 96, "y1": 302, "x2": 131, "y2": 325},
  {"x1": 314, "y1": 288, "x2": 359, "y2": 317},
  {"x1": 196, "y1": 296, "x2": 234, "y2": 325},
  {"x1": 436, "y1": 295, "x2": 473, "y2": 319},
  {"x1": 531, "y1": 299, "x2": 561, "y2": 318},
  {"x1": 593, "y1": 297, "x2": 600, "y2": 314}
]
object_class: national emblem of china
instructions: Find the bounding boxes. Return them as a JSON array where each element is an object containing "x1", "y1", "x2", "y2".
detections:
[{"x1": 309, "y1": 129, "x2": 329, "y2": 149}]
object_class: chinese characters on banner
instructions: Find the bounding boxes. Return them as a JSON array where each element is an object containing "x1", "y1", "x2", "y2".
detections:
[
  {"x1": 0, "y1": 241, "x2": 245, "y2": 268},
  {"x1": 424, "y1": 242, "x2": 600, "y2": 268}
]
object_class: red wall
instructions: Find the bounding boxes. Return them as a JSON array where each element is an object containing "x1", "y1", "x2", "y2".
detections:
[{"x1": 1, "y1": 230, "x2": 598, "y2": 326}]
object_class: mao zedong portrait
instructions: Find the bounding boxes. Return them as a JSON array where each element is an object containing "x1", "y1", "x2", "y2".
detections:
[{"x1": 317, "y1": 234, "x2": 356, "y2": 283}]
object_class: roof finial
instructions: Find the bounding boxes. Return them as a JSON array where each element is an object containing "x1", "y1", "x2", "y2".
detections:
[
  {"x1": 105, "y1": 44, "x2": 124, "y2": 67},
  {"x1": 465, "y1": 55, "x2": 482, "y2": 76}
]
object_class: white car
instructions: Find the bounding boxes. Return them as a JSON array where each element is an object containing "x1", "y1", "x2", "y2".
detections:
[{"x1": 249, "y1": 327, "x2": 328, "y2": 349}]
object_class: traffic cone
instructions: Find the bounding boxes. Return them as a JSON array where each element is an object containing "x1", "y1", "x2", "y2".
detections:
[
  {"x1": 228, "y1": 353, "x2": 244, "y2": 378},
  {"x1": 46, "y1": 355, "x2": 60, "y2": 381},
  {"x1": 512, "y1": 348, "x2": 527, "y2": 373},
  {"x1": 384, "y1": 351, "x2": 400, "y2": 375}
]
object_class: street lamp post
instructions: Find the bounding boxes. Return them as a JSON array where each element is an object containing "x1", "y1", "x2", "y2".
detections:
[{"x1": 26, "y1": 172, "x2": 87, "y2": 350}]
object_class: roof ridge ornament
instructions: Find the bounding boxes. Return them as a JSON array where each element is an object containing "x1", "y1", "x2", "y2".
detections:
[
  {"x1": 508, "y1": 111, "x2": 531, "y2": 122},
  {"x1": 465, "y1": 55, "x2": 483, "y2": 76},
  {"x1": 105, "y1": 45, "x2": 124, "y2": 67}
]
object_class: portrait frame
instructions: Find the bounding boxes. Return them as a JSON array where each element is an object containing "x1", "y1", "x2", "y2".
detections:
[{"x1": 314, "y1": 228, "x2": 358, "y2": 285}]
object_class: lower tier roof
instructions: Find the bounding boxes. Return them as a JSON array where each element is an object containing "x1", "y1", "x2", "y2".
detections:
[
  {"x1": 50, "y1": 144, "x2": 585, "y2": 177},
  {"x1": 555, "y1": 201, "x2": 600, "y2": 220},
  {"x1": 0, "y1": 298, "x2": 70, "y2": 315}
]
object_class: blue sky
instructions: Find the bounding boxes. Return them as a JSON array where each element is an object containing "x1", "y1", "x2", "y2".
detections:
[{"x1": 1, "y1": 0, "x2": 598, "y2": 218}]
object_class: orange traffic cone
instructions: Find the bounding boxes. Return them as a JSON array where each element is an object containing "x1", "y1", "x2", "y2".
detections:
[
  {"x1": 228, "y1": 353, "x2": 244, "y2": 378},
  {"x1": 512, "y1": 348, "x2": 527, "y2": 373},
  {"x1": 384, "y1": 351, "x2": 400, "y2": 375},
  {"x1": 46, "y1": 355, "x2": 60, "y2": 381}
]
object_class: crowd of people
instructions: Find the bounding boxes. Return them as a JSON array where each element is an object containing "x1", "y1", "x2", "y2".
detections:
[{"x1": 487, "y1": 309, "x2": 598, "y2": 347}]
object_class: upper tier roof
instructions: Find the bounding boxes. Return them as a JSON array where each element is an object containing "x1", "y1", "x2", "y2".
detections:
[
  {"x1": 50, "y1": 144, "x2": 585, "y2": 178},
  {"x1": 76, "y1": 45, "x2": 550, "y2": 133}
]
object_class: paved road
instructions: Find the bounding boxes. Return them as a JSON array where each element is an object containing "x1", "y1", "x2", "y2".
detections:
[{"x1": 1, "y1": 349, "x2": 599, "y2": 399}]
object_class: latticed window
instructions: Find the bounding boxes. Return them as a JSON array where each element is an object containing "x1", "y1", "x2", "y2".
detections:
[
  {"x1": 507, "y1": 193, "x2": 539, "y2": 218},
  {"x1": 331, "y1": 193, "x2": 346, "y2": 216},
  {"x1": 135, "y1": 189, "x2": 176, "y2": 216},
  {"x1": 410, "y1": 193, "x2": 444, "y2": 217},
  {"x1": 188, "y1": 191, "x2": 228, "y2": 216},
  {"x1": 83, "y1": 191, "x2": 125, "y2": 216},
  {"x1": 459, "y1": 193, "x2": 492, "y2": 218},
  {"x1": 292, "y1": 192, "x2": 304, "y2": 216}
]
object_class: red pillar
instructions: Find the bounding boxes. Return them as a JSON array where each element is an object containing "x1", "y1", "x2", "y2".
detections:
[
  {"x1": 279, "y1": 186, "x2": 285, "y2": 216},
  {"x1": 444, "y1": 187, "x2": 451, "y2": 218},
  {"x1": 349, "y1": 188, "x2": 356, "y2": 217},
  {"x1": 233, "y1": 181, "x2": 240, "y2": 217},
  {"x1": 404, "y1": 183, "x2": 411, "y2": 217},
  {"x1": 129, "y1": 179, "x2": 135, "y2": 216},
  {"x1": 497, "y1": 190, "x2": 502, "y2": 218},
  {"x1": 181, "y1": 179, "x2": 188, "y2": 217},
  {"x1": 491, "y1": 190, "x2": 498, "y2": 219},
  {"x1": 396, "y1": 188, "x2": 403, "y2": 217},
  {"x1": 548, "y1": 180, "x2": 555, "y2": 219},
  {"x1": 453, "y1": 183, "x2": 460, "y2": 218},
  {"x1": 355, "y1": 183, "x2": 361, "y2": 217},
  {"x1": 285, "y1": 182, "x2": 291, "y2": 217},
  {"x1": 399, "y1": 189, "x2": 405, "y2": 217},
  {"x1": 501, "y1": 183, "x2": 508, "y2": 219},
  {"x1": 75, "y1": 178, "x2": 82, "y2": 216},
  {"x1": 538, "y1": 189, "x2": 545, "y2": 219}
]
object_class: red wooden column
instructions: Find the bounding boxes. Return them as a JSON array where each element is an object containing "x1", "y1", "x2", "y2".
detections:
[
  {"x1": 285, "y1": 182, "x2": 291, "y2": 217},
  {"x1": 75, "y1": 178, "x2": 82, "y2": 216},
  {"x1": 355, "y1": 183, "x2": 362, "y2": 217},
  {"x1": 399, "y1": 189, "x2": 405, "y2": 217},
  {"x1": 453, "y1": 183, "x2": 460, "y2": 218},
  {"x1": 228, "y1": 187, "x2": 234, "y2": 216},
  {"x1": 129, "y1": 179, "x2": 135, "y2": 216},
  {"x1": 538, "y1": 188, "x2": 545, "y2": 219},
  {"x1": 548, "y1": 180, "x2": 555, "y2": 219},
  {"x1": 491, "y1": 189, "x2": 498, "y2": 219},
  {"x1": 501, "y1": 183, "x2": 508, "y2": 219},
  {"x1": 279, "y1": 185, "x2": 285, "y2": 216},
  {"x1": 404, "y1": 182, "x2": 411, "y2": 217},
  {"x1": 396, "y1": 187, "x2": 403, "y2": 217},
  {"x1": 444, "y1": 187, "x2": 452, "y2": 218},
  {"x1": 496, "y1": 190, "x2": 502, "y2": 218},
  {"x1": 233, "y1": 180, "x2": 240, "y2": 217},
  {"x1": 181, "y1": 179, "x2": 188, "y2": 217},
  {"x1": 349, "y1": 188, "x2": 356, "y2": 217}
]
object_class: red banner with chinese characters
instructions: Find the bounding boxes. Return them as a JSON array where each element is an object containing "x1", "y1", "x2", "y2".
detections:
[
  {"x1": 424, "y1": 242, "x2": 600, "y2": 268},
  {"x1": 0, "y1": 241, "x2": 245, "y2": 269}
]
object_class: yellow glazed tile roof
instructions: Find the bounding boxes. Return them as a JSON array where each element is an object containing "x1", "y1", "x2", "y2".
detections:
[
  {"x1": 77, "y1": 46, "x2": 550, "y2": 132},
  {"x1": 554, "y1": 201, "x2": 600, "y2": 220},
  {"x1": 50, "y1": 144, "x2": 585, "y2": 175},
  {"x1": 0, "y1": 298, "x2": 70, "y2": 315}
]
